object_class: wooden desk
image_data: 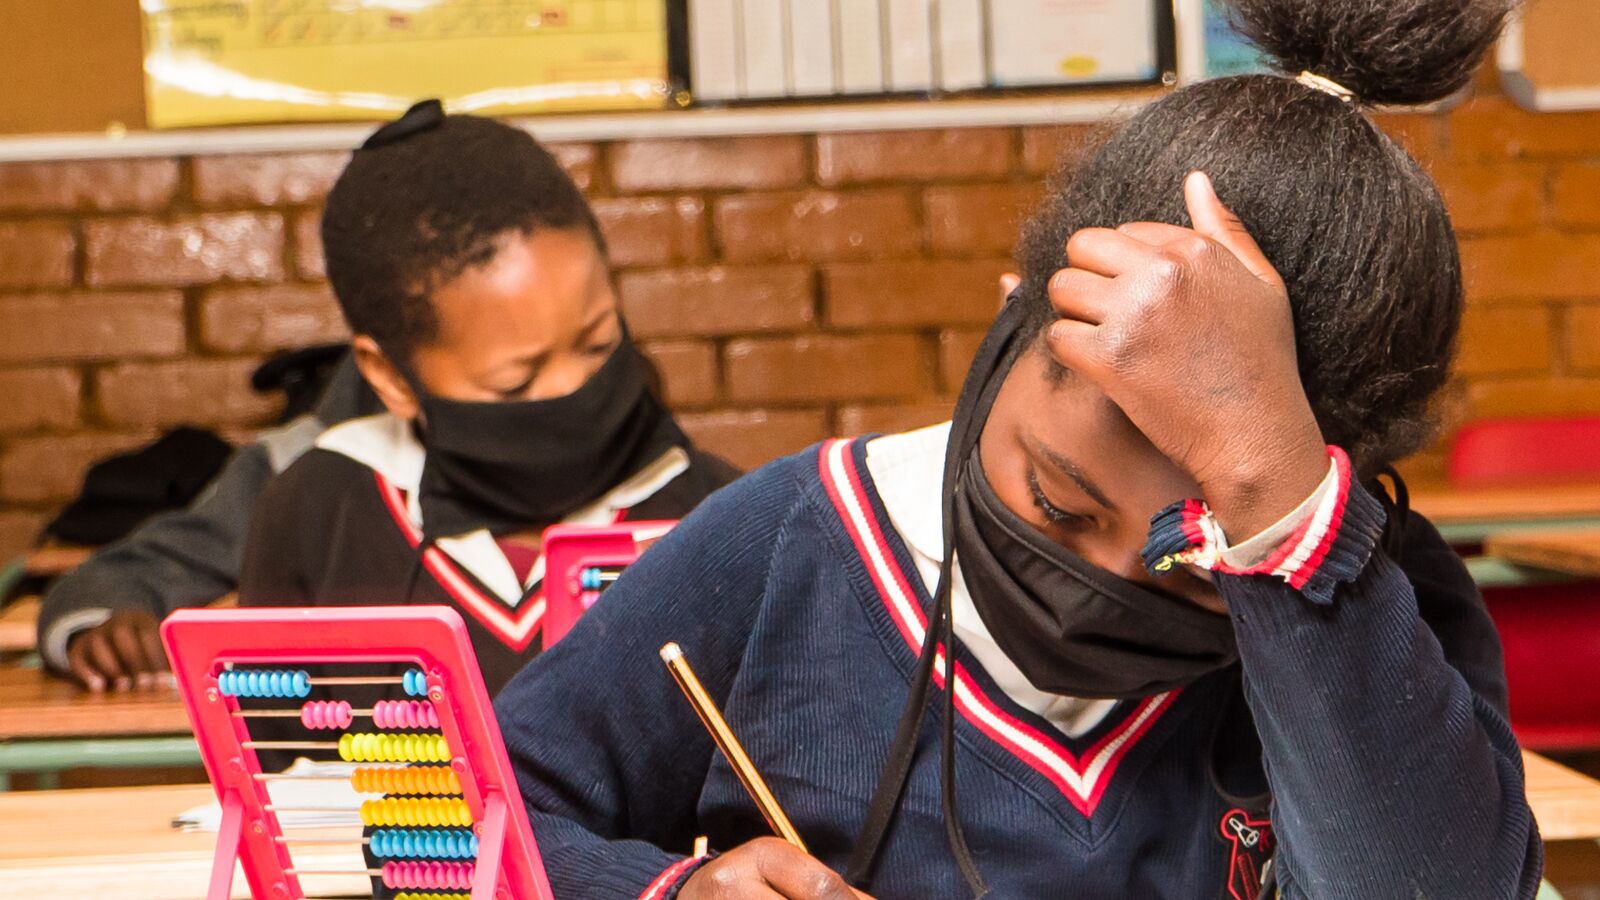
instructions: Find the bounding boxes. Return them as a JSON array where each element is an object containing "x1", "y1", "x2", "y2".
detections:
[
  {"x1": 0, "y1": 664, "x2": 190, "y2": 740},
  {"x1": 22, "y1": 545, "x2": 91, "y2": 578},
  {"x1": 0, "y1": 595, "x2": 39, "y2": 653},
  {"x1": 1414, "y1": 483, "x2": 1600, "y2": 531},
  {"x1": 0, "y1": 783, "x2": 367, "y2": 898},
  {"x1": 1486, "y1": 529, "x2": 1600, "y2": 580},
  {"x1": 0, "y1": 751, "x2": 1594, "y2": 897}
]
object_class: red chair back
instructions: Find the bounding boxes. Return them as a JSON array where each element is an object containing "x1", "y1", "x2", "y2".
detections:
[
  {"x1": 1484, "y1": 585, "x2": 1600, "y2": 751},
  {"x1": 1449, "y1": 417, "x2": 1600, "y2": 486}
]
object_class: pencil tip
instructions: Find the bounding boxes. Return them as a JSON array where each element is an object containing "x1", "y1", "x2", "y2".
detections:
[{"x1": 659, "y1": 642, "x2": 683, "y2": 662}]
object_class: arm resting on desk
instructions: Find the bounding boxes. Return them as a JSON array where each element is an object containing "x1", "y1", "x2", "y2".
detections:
[{"x1": 1222, "y1": 485, "x2": 1542, "y2": 899}]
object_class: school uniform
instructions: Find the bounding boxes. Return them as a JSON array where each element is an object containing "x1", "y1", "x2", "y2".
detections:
[
  {"x1": 493, "y1": 424, "x2": 1540, "y2": 899},
  {"x1": 239, "y1": 411, "x2": 738, "y2": 693}
]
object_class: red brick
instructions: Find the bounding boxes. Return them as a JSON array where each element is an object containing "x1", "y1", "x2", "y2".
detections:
[
  {"x1": 592, "y1": 197, "x2": 707, "y2": 267},
  {"x1": 1460, "y1": 233, "x2": 1600, "y2": 303},
  {"x1": 1449, "y1": 97, "x2": 1600, "y2": 160},
  {"x1": 925, "y1": 183, "x2": 1042, "y2": 256},
  {"x1": 0, "y1": 291, "x2": 185, "y2": 363},
  {"x1": 640, "y1": 340, "x2": 718, "y2": 407},
  {"x1": 1371, "y1": 112, "x2": 1446, "y2": 166},
  {"x1": 1021, "y1": 124, "x2": 1099, "y2": 175},
  {"x1": 0, "y1": 221, "x2": 74, "y2": 289},
  {"x1": 714, "y1": 190, "x2": 920, "y2": 263},
  {"x1": 837, "y1": 402, "x2": 952, "y2": 436},
  {"x1": 1454, "y1": 306, "x2": 1550, "y2": 376},
  {"x1": 0, "y1": 432, "x2": 155, "y2": 504},
  {"x1": 815, "y1": 129, "x2": 1014, "y2": 185},
  {"x1": 85, "y1": 213, "x2": 284, "y2": 287},
  {"x1": 1430, "y1": 161, "x2": 1541, "y2": 234},
  {"x1": 294, "y1": 210, "x2": 325, "y2": 280},
  {"x1": 825, "y1": 260, "x2": 1012, "y2": 328},
  {"x1": 548, "y1": 143, "x2": 599, "y2": 192},
  {"x1": 1565, "y1": 305, "x2": 1600, "y2": 372},
  {"x1": 611, "y1": 136, "x2": 806, "y2": 192},
  {"x1": 96, "y1": 358, "x2": 281, "y2": 429},
  {"x1": 676, "y1": 408, "x2": 829, "y2": 471},
  {"x1": 192, "y1": 152, "x2": 349, "y2": 207},
  {"x1": 1552, "y1": 164, "x2": 1600, "y2": 229},
  {"x1": 1466, "y1": 377, "x2": 1600, "y2": 419},
  {"x1": 938, "y1": 329, "x2": 986, "y2": 391},
  {"x1": 199, "y1": 284, "x2": 349, "y2": 353},
  {"x1": 725, "y1": 334, "x2": 927, "y2": 403},
  {"x1": 0, "y1": 158, "x2": 179, "y2": 212},
  {"x1": 0, "y1": 510, "x2": 46, "y2": 559},
  {"x1": 619, "y1": 266, "x2": 814, "y2": 338},
  {"x1": 0, "y1": 367, "x2": 81, "y2": 433}
]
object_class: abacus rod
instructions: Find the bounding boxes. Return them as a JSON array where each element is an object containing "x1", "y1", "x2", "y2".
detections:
[
  {"x1": 242, "y1": 741, "x2": 340, "y2": 750},
  {"x1": 232, "y1": 708, "x2": 379, "y2": 718},
  {"x1": 265, "y1": 804, "x2": 369, "y2": 813},
  {"x1": 275, "y1": 835, "x2": 369, "y2": 844},
  {"x1": 309, "y1": 675, "x2": 409, "y2": 686},
  {"x1": 285, "y1": 868, "x2": 385, "y2": 876},
  {"x1": 254, "y1": 765, "x2": 413, "y2": 780}
]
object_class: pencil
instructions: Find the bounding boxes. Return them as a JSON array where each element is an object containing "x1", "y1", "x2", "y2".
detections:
[{"x1": 659, "y1": 641, "x2": 808, "y2": 852}]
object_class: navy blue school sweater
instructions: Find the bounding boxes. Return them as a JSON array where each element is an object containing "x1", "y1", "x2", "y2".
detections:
[{"x1": 493, "y1": 437, "x2": 1542, "y2": 899}]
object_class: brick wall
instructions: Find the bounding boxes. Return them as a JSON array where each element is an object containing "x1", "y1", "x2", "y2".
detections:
[{"x1": 2, "y1": 74, "x2": 1599, "y2": 556}]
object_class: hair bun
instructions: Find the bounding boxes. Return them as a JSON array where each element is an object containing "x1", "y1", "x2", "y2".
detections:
[{"x1": 1224, "y1": 0, "x2": 1515, "y2": 105}]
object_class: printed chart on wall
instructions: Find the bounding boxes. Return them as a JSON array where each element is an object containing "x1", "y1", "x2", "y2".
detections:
[{"x1": 141, "y1": 0, "x2": 675, "y2": 128}]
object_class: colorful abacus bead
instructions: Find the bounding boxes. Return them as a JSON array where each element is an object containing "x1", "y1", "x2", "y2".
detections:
[
  {"x1": 372, "y1": 699, "x2": 440, "y2": 730},
  {"x1": 369, "y1": 827, "x2": 479, "y2": 860},
  {"x1": 381, "y1": 860, "x2": 475, "y2": 890},
  {"x1": 403, "y1": 668, "x2": 429, "y2": 697},
  {"x1": 350, "y1": 765, "x2": 461, "y2": 796},
  {"x1": 299, "y1": 700, "x2": 354, "y2": 730},
  {"x1": 217, "y1": 669, "x2": 311, "y2": 698},
  {"x1": 338, "y1": 732, "x2": 450, "y2": 763},
  {"x1": 360, "y1": 797, "x2": 473, "y2": 827},
  {"x1": 393, "y1": 894, "x2": 470, "y2": 900}
]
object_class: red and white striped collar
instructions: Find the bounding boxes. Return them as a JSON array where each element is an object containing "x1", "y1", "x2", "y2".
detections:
[{"x1": 820, "y1": 436, "x2": 1177, "y2": 817}]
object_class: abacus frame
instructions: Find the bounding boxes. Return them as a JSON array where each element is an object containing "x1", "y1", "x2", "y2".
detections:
[
  {"x1": 542, "y1": 520, "x2": 675, "y2": 646},
  {"x1": 162, "y1": 605, "x2": 555, "y2": 900}
]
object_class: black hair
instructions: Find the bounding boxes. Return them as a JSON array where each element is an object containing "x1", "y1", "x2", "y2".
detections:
[
  {"x1": 1016, "y1": 0, "x2": 1513, "y2": 473},
  {"x1": 322, "y1": 113, "x2": 604, "y2": 360}
]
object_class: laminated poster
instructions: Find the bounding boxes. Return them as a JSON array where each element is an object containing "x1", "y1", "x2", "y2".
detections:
[
  {"x1": 141, "y1": 0, "x2": 674, "y2": 128},
  {"x1": 987, "y1": 0, "x2": 1159, "y2": 87}
]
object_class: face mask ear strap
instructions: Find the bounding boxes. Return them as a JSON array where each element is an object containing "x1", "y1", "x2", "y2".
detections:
[{"x1": 846, "y1": 296, "x2": 1030, "y2": 896}]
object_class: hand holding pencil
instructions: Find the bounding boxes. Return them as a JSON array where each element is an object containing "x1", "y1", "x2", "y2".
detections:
[{"x1": 661, "y1": 643, "x2": 876, "y2": 900}]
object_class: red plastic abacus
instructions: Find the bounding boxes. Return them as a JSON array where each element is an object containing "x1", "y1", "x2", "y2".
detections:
[
  {"x1": 541, "y1": 520, "x2": 676, "y2": 646},
  {"x1": 161, "y1": 606, "x2": 555, "y2": 900}
]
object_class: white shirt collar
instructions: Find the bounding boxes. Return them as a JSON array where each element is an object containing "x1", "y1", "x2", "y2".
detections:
[
  {"x1": 315, "y1": 411, "x2": 690, "y2": 604},
  {"x1": 864, "y1": 422, "x2": 1116, "y2": 739}
]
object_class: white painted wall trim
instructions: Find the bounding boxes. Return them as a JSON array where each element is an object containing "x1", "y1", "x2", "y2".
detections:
[{"x1": 0, "y1": 90, "x2": 1161, "y2": 163}]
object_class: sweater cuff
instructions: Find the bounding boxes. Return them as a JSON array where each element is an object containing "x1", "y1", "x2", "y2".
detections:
[
  {"x1": 1142, "y1": 446, "x2": 1385, "y2": 605},
  {"x1": 640, "y1": 854, "x2": 710, "y2": 900}
]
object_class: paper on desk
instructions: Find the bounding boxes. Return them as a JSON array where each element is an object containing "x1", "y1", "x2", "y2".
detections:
[{"x1": 174, "y1": 758, "x2": 363, "y2": 832}]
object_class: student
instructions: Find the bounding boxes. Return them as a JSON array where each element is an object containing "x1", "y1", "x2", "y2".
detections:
[
  {"x1": 237, "y1": 101, "x2": 738, "y2": 697},
  {"x1": 38, "y1": 357, "x2": 375, "y2": 691},
  {"x1": 493, "y1": 0, "x2": 1540, "y2": 897}
]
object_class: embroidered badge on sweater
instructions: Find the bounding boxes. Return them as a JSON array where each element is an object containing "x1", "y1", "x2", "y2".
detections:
[{"x1": 1219, "y1": 808, "x2": 1275, "y2": 900}]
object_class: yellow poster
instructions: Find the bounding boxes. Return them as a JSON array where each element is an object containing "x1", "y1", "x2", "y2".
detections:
[{"x1": 142, "y1": 1, "x2": 673, "y2": 129}]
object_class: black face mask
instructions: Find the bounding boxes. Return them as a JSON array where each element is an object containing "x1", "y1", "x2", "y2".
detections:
[
  {"x1": 955, "y1": 450, "x2": 1238, "y2": 700},
  {"x1": 413, "y1": 339, "x2": 684, "y2": 540}
]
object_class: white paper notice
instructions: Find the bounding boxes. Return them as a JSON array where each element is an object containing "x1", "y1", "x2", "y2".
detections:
[
  {"x1": 936, "y1": 0, "x2": 987, "y2": 90},
  {"x1": 789, "y1": 1, "x2": 837, "y2": 95},
  {"x1": 986, "y1": 0, "x2": 1159, "y2": 86},
  {"x1": 740, "y1": 0, "x2": 789, "y2": 97},
  {"x1": 885, "y1": 0, "x2": 934, "y2": 92},
  {"x1": 836, "y1": 0, "x2": 886, "y2": 93},
  {"x1": 690, "y1": 0, "x2": 741, "y2": 101}
]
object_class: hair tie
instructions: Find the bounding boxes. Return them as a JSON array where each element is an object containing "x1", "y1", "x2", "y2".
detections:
[
  {"x1": 1295, "y1": 71, "x2": 1357, "y2": 104},
  {"x1": 362, "y1": 98, "x2": 446, "y2": 150}
]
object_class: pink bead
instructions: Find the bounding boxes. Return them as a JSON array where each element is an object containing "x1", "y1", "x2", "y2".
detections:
[{"x1": 299, "y1": 700, "x2": 353, "y2": 730}]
